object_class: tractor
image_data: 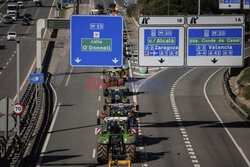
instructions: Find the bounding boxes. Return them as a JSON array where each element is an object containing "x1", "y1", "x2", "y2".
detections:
[
  {"x1": 97, "y1": 117, "x2": 136, "y2": 165},
  {"x1": 104, "y1": 87, "x2": 130, "y2": 104},
  {"x1": 102, "y1": 68, "x2": 127, "y2": 93},
  {"x1": 97, "y1": 103, "x2": 139, "y2": 125}
]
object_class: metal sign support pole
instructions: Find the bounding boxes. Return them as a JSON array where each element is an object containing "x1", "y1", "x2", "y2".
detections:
[
  {"x1": 16, "y1": 40, "x2": 20, "y2": 137},
  {"x1": 5, "y1": 98, "x2": 8, "y2": 139},
  {"x1": 198, "y1": 0, "x2": 201, "y2": 15}
]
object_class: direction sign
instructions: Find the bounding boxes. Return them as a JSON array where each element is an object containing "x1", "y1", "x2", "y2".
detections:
[
  {"x1": 187, "y1": 15, "x2": 244, "y2": 25},
  {"x1": 13, "y1": 103, "x2": 24, "y2": 115},
  {"x1": 187, "y1": 27, "x2": 244, "y2": 66},
  {"x1": 70, "y1": 15, "x2": 123, "y2": 67},
  {"x1": 139, "y1": 16, "x2": 185, "y2": 25},
  {"x1": 139, "y1": 26, "x2": 184, "y2": 66},
  {"x1": 219, "y1": 0, "x2": 241, "y2": 9},
  {"x1": 244, "y1": 0, "x2": 250, "y2": 9},
  {"x1": 29, "y1": 73, "x2": 44, "y2": 84},
  {"x1": 57, "y1": 0, "x2": 74, "y2": 3}
]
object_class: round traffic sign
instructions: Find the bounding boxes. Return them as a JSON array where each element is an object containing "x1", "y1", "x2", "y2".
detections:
[{"x1": 13, "y1": 103, "x2": 24, "y2": 115}]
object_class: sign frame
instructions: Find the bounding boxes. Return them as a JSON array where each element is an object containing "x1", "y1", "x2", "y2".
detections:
[
  {"x1": 70, "y1": 15, "x2": 123, "y2": 67},
  {"x1": 13, "y1": 103, "x2": 24, "y2": 115},
  {"x1": 138, "y1": 25, "x2": 185, "y2": 67}
]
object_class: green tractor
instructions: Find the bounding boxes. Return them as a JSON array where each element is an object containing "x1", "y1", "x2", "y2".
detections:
[
  {"x1": 97, "y1": 103, "x2": 139, "y2": 125},
  {"x1": 103, "y1": 68, "x2": 128, "y2": 94},
  {"x1": 97, "y1": 117, "x2": 136, "y2": 164},
  {"x1": 104, "y1": 86, "x2": 130, "y2": 104}
]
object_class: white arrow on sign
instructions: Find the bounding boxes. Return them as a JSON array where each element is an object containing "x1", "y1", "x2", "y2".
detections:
[
  {"x1": 75, "y1": 57, "x2": 81, "y2": 63},
  {"x1": 112, "y1": 58, "x2": 119, "y2": 64}
]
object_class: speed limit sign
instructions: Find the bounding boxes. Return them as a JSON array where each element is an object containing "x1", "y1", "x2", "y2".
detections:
[{"x1": 13, "y1": 103, "x2": 24, "y2": 115}]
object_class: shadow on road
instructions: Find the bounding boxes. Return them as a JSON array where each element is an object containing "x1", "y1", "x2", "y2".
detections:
[
  {"x1": 50, "y1": 124, "x2": 97, "y2": 134},
  {"x1": 140, "y1": 121, "x2": 250, "y2": 128}
]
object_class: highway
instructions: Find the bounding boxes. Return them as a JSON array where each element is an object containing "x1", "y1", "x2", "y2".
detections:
[
  {"x1": 35, "y1": 0, "x2": 250, "y2": 167},
  {"x1": 0, "y1": 0, "x2": 56, "y2": 100}
]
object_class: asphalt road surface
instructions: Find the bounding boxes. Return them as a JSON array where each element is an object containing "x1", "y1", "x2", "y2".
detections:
[
  {"x1": 36, "y1": 0, "x2": 250, "y2": 167},
  {"x1": 0, "y1": 0, "x2": 56, "y2": 100}
]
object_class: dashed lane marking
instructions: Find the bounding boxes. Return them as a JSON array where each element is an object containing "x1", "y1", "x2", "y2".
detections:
[
  {"x1": 170, "y1": 68, "x2": 200, "y2": 167},
  {"x1": 98, "y1": 96, "x2": 101, "y2": 101}
]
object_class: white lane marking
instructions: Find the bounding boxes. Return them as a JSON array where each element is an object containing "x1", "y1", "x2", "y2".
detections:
[
  {"x1": 101, "y1": 75, "x2": 103, "y2": 79},
  {"x1": 94, "y1": 128, "x2": 98, "y2": 135},
  {"x1": 204, "y1": 68, "x2": 250, "y2": 166},
  {"x1": 98, "y1": 96, "x2": 101, "y2": 101},
  {"x1": 170, "y1": 68, "x2": 200, "y2": 167},
  {"x1": 36, "y1": 102, "x2": 61, "y2": 166},
  {"x1": 92, "y1": 149, "x2": 96, "y2": 159},
  {"x1": 139, "y1": 147, "x2": 144, "y2": 150},
  {"x1": 9, "y1": 58, "x2": 12, "y2": 61},
  {"x1": 3, "y1": 66, "x2": 6, "y2": 69},
  {"x1": 65, "y1": 66, "x2": 73, "y2": 87},
  {"x1": 97, "y1": 110, "x2": 100, "y2": 117},
  {"x1": 100, "y1": 85, "x2": 102, "y2": 90},
  {"x1": 6, "y1": 62, "x2": 9, "y2": 66}
]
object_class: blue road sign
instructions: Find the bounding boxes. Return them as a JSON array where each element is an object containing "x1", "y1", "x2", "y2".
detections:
[
  {"x1": 139, "y1": 26, "x2": 184, "y2": 66},
  {"x1": 245, "y1": 0, "x2": 250, "y2": 5},
  {"x1": 70, "y1": 15, "x2": 123, "y2": 67},
  {"x1": 144, "y1": 29, "x2": 180, "y2": 57},
  {"x1": 29, "y1": 73, "x2": 44, "y2": 84},
  {"x1": 219, "y1": 0, "x2": 241, "y2": 9},
  {"x1": 187, "y1": 27, "x2": 243, "y2": 66},
  {"x1": 57, "y1": 0, "x2": 73, "y2": 3}
]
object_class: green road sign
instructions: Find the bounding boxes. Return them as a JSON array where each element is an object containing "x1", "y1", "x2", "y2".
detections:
[{"x1": 81, "y1": 38, "x2": 112, "y2": 52}]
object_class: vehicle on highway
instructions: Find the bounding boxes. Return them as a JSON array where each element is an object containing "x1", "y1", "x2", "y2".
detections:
[
  {"x1": 23, "y1": 13, "x2": 32, "y2": 20},
  {"x1": 103, "y1": 68, "x2": 127, "y2": 94},
  {"x1": 95, "y1": 4, "x2": 104, "y2": 15},
  {"x1": 21, "y1": 18, "x2": 30, "y2": 25},
  {"x1": 104, "y1": 87, "x2": 129, "y2": 103},
  {"x1": 17, "y1": 1, "x2": 23, "y2": 8},
  {"x1": 3, "y1": 15, "x2": 14, "y2": 24},
  {"x1": 98, "y1": 103, "x2": 138, "y2": 125},
  {"x1": 8, "y1": 12, "x2": 17, "y2": 21},
  {"x1": 6, "y1": 3, "x2": 19, "y2": 17},
  {"x1": 33, "y1": 0, "x2": 42, "y2": 7},
  {"x1": 6, "y1": 31, "x2": 17, "y2": 41},
  {"x1": 97, "y1": 117, "x2": 136, "y2": 164}
]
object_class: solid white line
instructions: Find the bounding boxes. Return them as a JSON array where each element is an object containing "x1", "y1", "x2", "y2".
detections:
[
  {"x1": 204, "y1": 68, "x2": 250, "y2": 166},
  {"x1": 65, "y1": 67, "x2": 73, "y2": 87},
  {"x1": 92, "y1": 149, "x2": 96, "y2": 158},
  {"x1": 36, "y1": 102, "x2": 61, "y2": 167}
]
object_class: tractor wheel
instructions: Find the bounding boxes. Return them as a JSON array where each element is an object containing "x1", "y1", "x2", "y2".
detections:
[
  {"x1": 125, "y1": 144, "x2": 136, "y2": 162},
  {"x1": 97, "y1": 118, "x2": 100, "y2": 125},
  {"x1": 97, "y1": 144, "x2": 108, "y2": 164},
  {"x1": 103, "y1": 89, "x2": 108, "y2": 96}
]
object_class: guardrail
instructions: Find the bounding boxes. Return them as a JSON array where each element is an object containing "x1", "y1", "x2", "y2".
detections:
[
  {"x1": 9, "y1": 28, "x2": 58, "y2": 167},
  {"x1": 223, "y1": 52, "x2": 250, "y2": 119}
]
